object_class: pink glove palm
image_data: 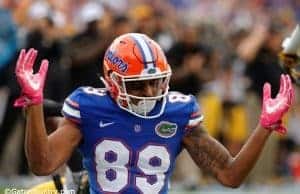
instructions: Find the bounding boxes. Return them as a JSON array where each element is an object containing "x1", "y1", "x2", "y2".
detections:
[
  {"x1": 14, "y1": 48, "x2": 49, "y2": 107},
  {"x1": 260, "y1": 74, "x2": 295, "y2": 134}
]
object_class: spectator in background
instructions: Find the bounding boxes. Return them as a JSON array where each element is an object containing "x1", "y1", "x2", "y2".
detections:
[
  {"x1": 0, "y1": 0, "x2": 19, "y2": 169},
  {"x1": 245, "y1": 22, "x2": 285, "y2": 99},
  {"x1": 110, "y1": 15, "x2": 135, "y2": 37},
  {"x1": 64, "y1": 1, "x2": 107, "y2": 90},
  {"x1": 0, "y1": 1, "x2": 18, "y2": 111},
  {"x1": 169, "y1": 44, "x2": 210, "y2": 96},
  {"x1": 167, "y1": 24, "x2": 210, "y2": 96},
  {"x1": 0, "y1": 2, "x2": 18, "y2": 86},
  {"x1": 102, "y1": 14, "x2": 136, "y2": 45},
  {"x1": 25, "y1": 0, "x2": 68, "y2": 102},
  {"x1": 151, "y1": 11, "x2": 176, "y2": 52},
  {"x1": 129, "y1": 4, "x2": 176, "y2": 52},
  {"x1": 129, "y1": 4, "x2": 156, "y2": 37}
]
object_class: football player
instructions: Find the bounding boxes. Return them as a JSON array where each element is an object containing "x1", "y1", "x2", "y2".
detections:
[
  {"x1": 15, "y1": 33, "x2": 294, "y2": 194},
  {"x1": 279, "y1": 25, "x2": 300, "y2": 85},
  {"x1": 276, "y1": 24, "x2": 300, "y2": 182}
]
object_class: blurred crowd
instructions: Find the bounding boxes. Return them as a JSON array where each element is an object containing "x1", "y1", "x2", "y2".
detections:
[{"x1": 1, "y1": 0, "x2": 300, "y2": 189}]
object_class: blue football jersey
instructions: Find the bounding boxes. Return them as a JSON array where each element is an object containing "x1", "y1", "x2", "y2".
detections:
[{"x1": 62, "y1": 87, "x2": 203, "y2": 194}]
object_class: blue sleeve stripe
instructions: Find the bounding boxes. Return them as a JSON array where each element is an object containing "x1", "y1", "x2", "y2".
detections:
[{"x1": 62, "y1": 103, "x2": 81, "y2": 119}]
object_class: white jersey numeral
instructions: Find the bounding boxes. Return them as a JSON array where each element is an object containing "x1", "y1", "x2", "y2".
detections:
[
  {"x1": 168, "y1": 92, "x2": 191, "y2": 103},
  {"x1": 82, "y1": 87, "x2": 106, "y2": 96},
  {"x1": 136, "y1": 145, "x2": 170, "y2": 194},
  {"x1": 95, "y1": 140, "x2": 129, "y2": 192}
]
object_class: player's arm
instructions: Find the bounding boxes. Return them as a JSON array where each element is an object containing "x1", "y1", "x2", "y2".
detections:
[
  {"x1": 182, "y1": 124, "x2": 270, "y2": 188},
  {"x1": 14, "y1": 48, "x2": 82, "y2": 175},
  {"x1": 183, "y1": 74, "x2": 294, "y2": 188},
  {"x1": 25, "y1": 105, "x2": 81, "y2": 175}
]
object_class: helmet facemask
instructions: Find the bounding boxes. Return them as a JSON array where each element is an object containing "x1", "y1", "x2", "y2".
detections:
[{"x1": 107, "y1": 70, "x2": 171, "y2": 119}]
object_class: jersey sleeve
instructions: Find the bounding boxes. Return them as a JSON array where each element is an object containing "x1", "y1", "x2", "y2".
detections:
[
  {"x1": 61, "y1": 88, "x2": 82, "y2": 124},
  {"x1": 184, "y1": 95, "x2": 204, "y2": 134}
]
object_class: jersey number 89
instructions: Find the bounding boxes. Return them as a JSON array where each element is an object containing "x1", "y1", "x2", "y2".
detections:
[{"x1": 95, "y1": 139, "x2": 171, "y2": 193}]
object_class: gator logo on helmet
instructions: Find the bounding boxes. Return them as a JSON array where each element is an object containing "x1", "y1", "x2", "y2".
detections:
[
  {"x1": 147, "y1": 68, "x2": 157, "y2": 74},
  {"x1": 155, "y1": 121, "x2": 177, "y2": 138},
  {"x1": 105, "y1": 50, "x2": 128, "y2": 72}
]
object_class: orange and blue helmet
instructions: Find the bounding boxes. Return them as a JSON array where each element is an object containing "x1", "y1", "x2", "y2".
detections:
[{"x1": 102, "y1": 33, "x2": 172, "y2": 118}]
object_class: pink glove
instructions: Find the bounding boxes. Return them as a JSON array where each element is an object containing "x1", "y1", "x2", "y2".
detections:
[
  {"x1": 260, "y1": 74, "x2": 295, "y2": 134},
  {"x1": 14, "y1": 48, "x2": 49, "y2": 107}
]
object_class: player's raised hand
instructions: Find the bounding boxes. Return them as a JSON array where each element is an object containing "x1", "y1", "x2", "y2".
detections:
[
  {"x1": 14, "y1": 48, "x2": 49, "y2": 107},
  {"x1": 260, "y1": 74, "x2": 295, "y2": 134}
]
